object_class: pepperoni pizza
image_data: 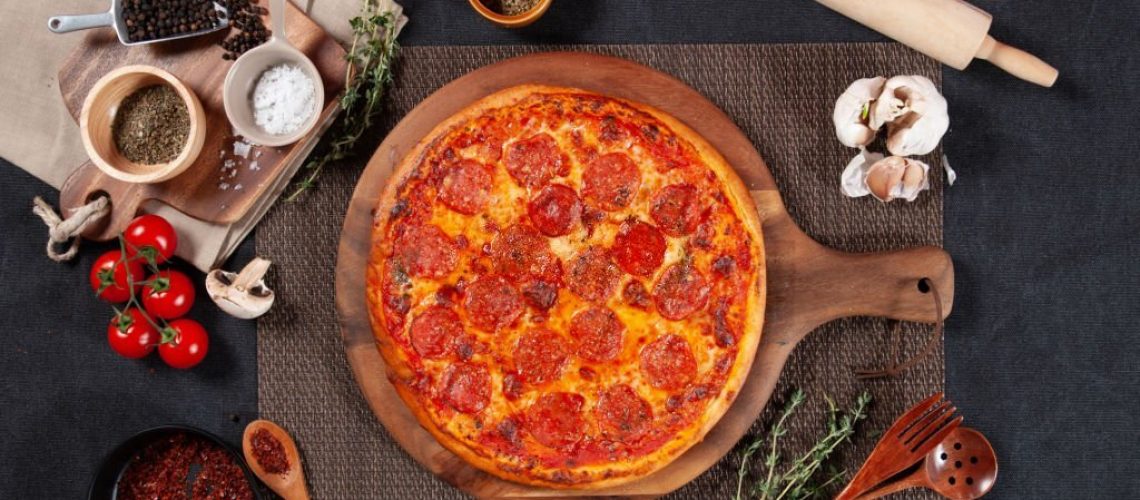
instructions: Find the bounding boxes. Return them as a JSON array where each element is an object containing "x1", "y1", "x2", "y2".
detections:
[{"x1": 366, "y1": 85, "x2": 765, "y2": 488}]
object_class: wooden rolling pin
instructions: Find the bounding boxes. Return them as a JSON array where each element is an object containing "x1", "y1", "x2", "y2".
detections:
[{"x1": 816, "y1": 0, "x2": 1059, "y2": 87}]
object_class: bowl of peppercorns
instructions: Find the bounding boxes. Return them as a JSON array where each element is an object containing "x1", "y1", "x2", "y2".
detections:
[
  {"x1": 49, "y1": 0, "x2": 230, "y2": 46},
  {"x1": 80, "y1": 65, "x2": 207, "y2": 184}
]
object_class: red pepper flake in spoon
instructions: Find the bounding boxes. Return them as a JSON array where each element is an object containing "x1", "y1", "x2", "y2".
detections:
[{"x1": 250, "y1": 428, "x2": 290, "y2": 475}]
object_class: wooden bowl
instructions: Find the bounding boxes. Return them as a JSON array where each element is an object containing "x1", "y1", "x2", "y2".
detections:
[
  {"x1": 467, "y1": 0, "x2": 553, "y2": 28},
  {"x1": 80, "y1": 65, "x2": 206, "y2": 184}
]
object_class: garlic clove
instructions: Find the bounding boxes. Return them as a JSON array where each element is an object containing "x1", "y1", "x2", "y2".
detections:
[
  {"x1": 206, "y1": 257, "x2": 275, "y2": 320},
  {"x1": 871, "y1": 75, "x2": 949, "y2": 157},
  {"x1": 844, "y1": 155, "x2": 931, "y2": 203},
  {"x1": 897, "y1": 158, "x2": 931, "y2": 201},
  {"x1": 865, "y1": 156, "x2": 908, "y2": 201},
  {"x1": 833, "y1": 76, "x2": 887, "y2": 148},
  {"x1": 840, "y1": 149, "x2": 884, "y2": 198}
]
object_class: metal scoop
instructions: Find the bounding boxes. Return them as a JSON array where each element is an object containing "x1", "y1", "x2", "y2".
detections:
[{"x1": 48, "y1": 0, "x2": 230, "y2": 46}]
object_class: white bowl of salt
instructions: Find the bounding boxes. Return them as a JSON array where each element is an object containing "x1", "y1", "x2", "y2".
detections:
[{"x1": 223, "y1": 0, "x2": 324, "y2": 147}]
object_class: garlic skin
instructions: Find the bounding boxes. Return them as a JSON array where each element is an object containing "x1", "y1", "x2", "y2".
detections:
[
  {"x1": 833, "y1": 76, "x2": 887, "y2": 148},
  {"x1": 842, "y1": 153, "x2": 930, "y2": 202},
  {"x1": 841, "y1": 149, "x2": 883, "y2": 198},
  {"x1": 870, "y1": 75, "x2": 949, "y2": 157}
]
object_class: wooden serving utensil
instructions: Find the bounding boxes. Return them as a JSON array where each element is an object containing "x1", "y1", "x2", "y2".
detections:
[
  {"x1": 242, "y1": 419, "x2": 310, "y2": 500},
  {"x1": 835, "y1": 393, "x2": 964, "y2": 500},
  {"x1": 859, "y1": 427, "x2": 998, "y2": 500}
]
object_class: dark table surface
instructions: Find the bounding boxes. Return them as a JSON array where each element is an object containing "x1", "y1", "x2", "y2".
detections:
[{"x1": 2, "y1": 1, "x2": 1138, "y2": 498}]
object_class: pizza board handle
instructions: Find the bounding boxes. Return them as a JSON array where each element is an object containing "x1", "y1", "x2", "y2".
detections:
[
  {"x1": 59, "y1": 160, "x2": 142, "y2": 241},
  {"x1": 755, "y1": 192, "x2": 954, "y2": 348}
]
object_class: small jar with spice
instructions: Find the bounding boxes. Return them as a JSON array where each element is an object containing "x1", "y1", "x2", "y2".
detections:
[
  {"x1": 468, "y1": 0, "x2": 553, "y2": 28},
  {"x1": 80, "y1": 65, "x2": 206, "y2": 184}
]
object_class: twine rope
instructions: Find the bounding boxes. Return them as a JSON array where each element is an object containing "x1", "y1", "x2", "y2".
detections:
[{"x1": 32, "y1": 195, "x2": 110, "y2": 262}]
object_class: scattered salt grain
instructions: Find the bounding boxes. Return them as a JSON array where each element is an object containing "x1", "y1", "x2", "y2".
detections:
[
  {"x1": 219, "y1": 182, "x2": 231, "y2": 190},
  {"x1": 234, "y1": 184, "x2": 243, "y2": 191},
  {"x1": 249, "y1": 161, "x2": 260, "y2": 171},
  {"x1": 252, "y1": 64, "x2": 315, "y2": 136},
  {"x1": 233, "y1": 140, "x2": 252, "y2": 159}
]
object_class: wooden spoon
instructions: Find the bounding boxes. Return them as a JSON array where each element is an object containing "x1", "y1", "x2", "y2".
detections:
[
  {"x1": 859, "y1": 427, "x2": 998, "y2": 500},
  {"x1": 242, "y1": 419, "x2": 310, "y2": 500}
]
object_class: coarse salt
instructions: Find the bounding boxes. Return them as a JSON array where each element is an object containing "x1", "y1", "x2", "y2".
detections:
[
  {"x1": 252, "y1": 64, "x2": 315, "y2": 136},
  {"x1": 233, "y1": 140, "x2": 252, "y2": 158}
]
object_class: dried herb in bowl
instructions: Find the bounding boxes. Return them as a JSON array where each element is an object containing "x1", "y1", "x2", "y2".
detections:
[
  {"x1": 481, "y1": 0, "x2": 540, "y2": 16},
  {"x1": 112, "y1": 84, "x2": 190, "y2": 165}
]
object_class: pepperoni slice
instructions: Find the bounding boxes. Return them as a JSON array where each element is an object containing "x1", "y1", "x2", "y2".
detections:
[
  {"x1": 441, "y1": 363, "x2": 490, "y2": 414},
  {"x1": 438, "y1": 159, "x2": 492, "y2": 215},
  {"x1": 409, "y1": 306, "x2": 463, "y2": 358},
  {"x1": 393, "y1": 224, "x2": 458, "y2": 278},
  {"x1": 527, "y1": 184, "x2": 582, "y2": 237},
  {"x1": 611, "y1": 220, "x2": 666, "y2": 277},
  {"x1": 567, "y1": 247, "x2": 622, "y2": 303},
  {"x1": 526, "y1": 392, "x2": 585, "y2": 449},
  {"x1": 514, "y1": 329, "x2": 569, "y2": 385},
  {"x1": 651, "y1": 184, "x2": 702, "y2": 236},
  {"x1": 464, "y1": 276, "x2": 523, "y2": 330},
  {"x1": 490, "y1": 225, "x2": 563, "y2": 283},
  {"x1": 505, "y1": 133, "x2": 567, "y2": 188},
  {"x1": 582, "y1": 153, "x2": 641, "y2": 211},
  {"x1": 639, "y1": 334, "x2": 697, "y2": 390},
  {"x1": 570, "y1": 307, "x2": 625, "y2": 362},
  {"x1": 595, "y1": 384, "x2": 653, "y2": 443},
  {"x1": 653, "y1": 263, "x2": 711, "y2": 320}
]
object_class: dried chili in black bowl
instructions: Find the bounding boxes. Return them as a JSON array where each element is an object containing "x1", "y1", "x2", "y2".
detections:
[{"x1": 88, "y1": 425, "x2": 262, "y2": 500}]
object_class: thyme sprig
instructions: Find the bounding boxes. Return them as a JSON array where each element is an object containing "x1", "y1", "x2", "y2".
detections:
[
  {"x1": 286, "y1": 0, "x2": 400, "y2": 201},
  {"x1": 735, "y1": 389, "x2": 872, "y2": 500}
]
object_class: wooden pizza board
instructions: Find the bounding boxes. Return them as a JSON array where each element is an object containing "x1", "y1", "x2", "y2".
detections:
[
  {"x1": 56, "y1": 2, "x2": 347, "y2": 241},
  {"x1": 335, "y1": 52, "x2": 955, "y2": 498}
]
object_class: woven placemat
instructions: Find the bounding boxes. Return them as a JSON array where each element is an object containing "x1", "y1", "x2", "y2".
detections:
[{"x1": 257, "y1": 43, "x2": 944, "y2": 499}]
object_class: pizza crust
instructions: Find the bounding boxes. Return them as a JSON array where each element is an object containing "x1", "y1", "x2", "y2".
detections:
[{"x1": 366, "y1": 85, "x2": 766, "y2": 489}]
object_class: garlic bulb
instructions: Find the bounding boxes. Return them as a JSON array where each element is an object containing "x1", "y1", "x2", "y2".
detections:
[
  {"x1": 870, "y1": 75, "x2": 949, "y2": 156},
  {"x1": 833, "y1": 76, "x2": 886, "y2": 148},
  {"x1": 841, "y1": 153, "x2": 930, "y2": 202}
]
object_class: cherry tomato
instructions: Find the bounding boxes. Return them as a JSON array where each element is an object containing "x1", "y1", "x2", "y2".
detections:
[
  {"x1": 89, "y1": 250, "x2": 145, "y2": 303},
  {"x1": 159, "y1": 319, "x2": 209, "y2": 369},
  {"x1": 124, "y1": 214, "x2": 178, "y2": 263},
  {"x1": 142, "y1": 270, "x2": 196, "y2": 319},
  {"x1": 107, "y1": 308, "x2": 157, "y2": 359}
]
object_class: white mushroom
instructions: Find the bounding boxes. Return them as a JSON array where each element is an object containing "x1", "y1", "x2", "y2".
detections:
[
  {"x1": 206, "y1": 257, "x2": 275, "y2": 319},
  {"x1": 841, "y1": 153, "x2": 930, "y2": 203},
  {"x1": 870, "y1": 75, "x2": 949, "y2": 156},
  {"x1": 833, "y1": 76, "x2": 887, "y2": 148}
]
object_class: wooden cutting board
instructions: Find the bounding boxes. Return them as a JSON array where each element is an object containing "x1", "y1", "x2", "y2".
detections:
[
  {"x1": 335, "y1": 52, "x2": 955, "y2": 497},
  {"x1": 56, "y1": 2, "x2": 346, "y2": 241}
]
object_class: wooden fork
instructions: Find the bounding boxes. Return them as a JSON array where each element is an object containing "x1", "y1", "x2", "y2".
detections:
[{"x1": 835, "y1": 392, "x2": 964, "y2": 500}]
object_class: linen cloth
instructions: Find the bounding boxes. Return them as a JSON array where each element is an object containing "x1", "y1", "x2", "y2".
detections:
[{"x1": 0, "y1": 0, "x2": 404, "y2": 271}]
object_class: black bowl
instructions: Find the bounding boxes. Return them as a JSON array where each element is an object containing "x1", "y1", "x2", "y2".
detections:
[{"x1": 88, "y1": 425, "x2": 263, "y2": 500}]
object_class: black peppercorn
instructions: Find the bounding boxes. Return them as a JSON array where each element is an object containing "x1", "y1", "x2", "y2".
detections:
[{"x1": 122, "y1": 0, "x2": 222, "y2": 42}]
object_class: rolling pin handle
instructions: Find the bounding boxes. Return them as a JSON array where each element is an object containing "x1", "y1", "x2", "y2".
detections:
[{"x1": 976, "y1": 35, "x2": 1059, "y2": 87}]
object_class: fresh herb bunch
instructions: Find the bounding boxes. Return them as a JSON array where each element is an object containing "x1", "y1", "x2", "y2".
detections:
[
  {"x1": 286, "y1": 0, "x2": 400, "y2": 201},
  {"x1": 735, "y1": 389, "x2": 872, "y2": 500}
]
